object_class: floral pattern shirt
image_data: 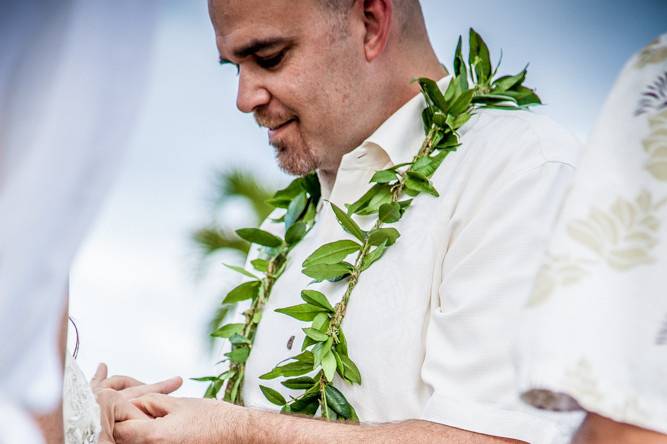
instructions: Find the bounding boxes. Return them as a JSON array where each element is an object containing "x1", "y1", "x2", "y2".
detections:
[{"x1": 516, "y1": 33, "x2": 667, "y2": 435}]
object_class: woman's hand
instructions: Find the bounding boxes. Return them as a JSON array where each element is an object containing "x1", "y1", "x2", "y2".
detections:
[{"x1": 90, "y1": 363, "x2": 182, "y2": 444}]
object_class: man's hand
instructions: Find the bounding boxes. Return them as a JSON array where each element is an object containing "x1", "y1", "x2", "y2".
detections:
[
  {"x1": 91, "y1": 363, "x2": 183, "y2": 444},
  {"x1": 113, "y1": 394, "x2": 243, "y2": 444}
]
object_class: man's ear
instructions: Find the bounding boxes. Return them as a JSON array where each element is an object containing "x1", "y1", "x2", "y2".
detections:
[{"x1": 358, "y1": 0, "x2": 393, "y2": 62}]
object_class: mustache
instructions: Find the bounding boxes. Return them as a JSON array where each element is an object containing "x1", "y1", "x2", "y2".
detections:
[{"x1": 254, "y1": 109, "x2": 296, "y2": 129}]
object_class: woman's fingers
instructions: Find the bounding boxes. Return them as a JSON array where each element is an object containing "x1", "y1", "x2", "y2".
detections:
[
  {"x1": 90, "y1": 363, "x2": 108, "y2": 389},
  {"x1": 103, "y1": 374, "x2": 146, "y2": 391},
  {"x1": 123, "y1": 376, "x2": 183, "y2": 399}
]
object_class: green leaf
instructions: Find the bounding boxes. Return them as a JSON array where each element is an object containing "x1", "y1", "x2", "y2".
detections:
[
  {"x1": 436, "y1": 133, "x2": 460, "y2": 151},
  {"x1": 330, "y1": 203, "x2": 366, "y2": 242},
  {"x1": 405, "y1": 172, "x2": 439, "y2": 197},
  {"x1": 303, "y1": 328, "x2": 329, "y2": 342},
  {"x1": 411, "y1": 150, "x2": 448, "y2": 178},
  {"x1": 358, "y1": 184, "x2": 393, "y2": 216},
  {"x1": 223, "y1": 263, "x2": 258, "y2": 280},
  {"x1": 251, "y1": 258, "x2": 269, "y2": 273},
  {"x1": 325, "y1": 384, "x2": 353, "y2": 419},
  {"x1": 267, "y1": 177, "x2": 305, "y2": 208},
  {"x1": 235, "y1": 228, "x2": 283, "y2": 248},
  {"x1": 321, "y1": 350, "x2": 337, "y2": 382},
  {"x1": 275, "y1": 303, "x2": 329, "y2": 322},
  {"x1": 312, "y1": 337, "x2": 333, "y2": 367},
  {"x1": 223, "y1": 280, "x2": 261, "y2": 304},
  {"x1": 285, "y1": 221, "x2": 307, "y2": 245},
  {"x1": 210, "y1": 323, "x2": 244, "y2": 338},
  {"x1": 340, "y1": 355, "x2": 362, "y2": 384},
  {"x1": 258, "y1": 367, "x2": 282, "y2": 380},
  {"x1": 370, "y1": 169, "x2": 398, "y2": 184},
  {"x1": 345, "y1": 184, "x2": 382, "y2": 216},
  {"x1": 361, "y1": 240, "x2": 388, "y2": 271},
  {"x1": 225, "y1": 347, "x2": 250, "y2": 363},
  {"x1": 368, "y1": 228, "x2": 400, "y2": 246},
  {"x1": 469, "y1": 28, "x2": 492, "y2": 84},
  {"x1": 228, "y1": 333, "x2": 251, "y2": 345},
  {"x1": 260, "y1": 360, "x2": 314, "y2": 380},
  {"x1": 417, "y1": 77, "x2": 448, "y2": 113},
  {"x1": 336, "y1": 329, "x2": 349, "y2": 356},
  {"x1": 453, "y1": 35, "x2": 469, "y2": 90},
  {"x1": 203, "y1": 378, "x2": 223, "y2": 399},
  {"x1": 260, "y1": 385, "x2": 287, "y2": 406},
  {"x1": 302, "y1": 240, "x2": 361, "y2": 268},
  {"x1": 190, "y1": 376, "x2": 219, "y2": 382},
  {"x1": 285, "y1": 192, "x2": 307, "y2": 230},
  {"x1": 493, "y1": 67, "x2": 527, "y2": 92},
  {"x1": 280, "y1": 376, "x2": 316, "y2": 390},
  {"x1": 449, "y1": 89, "x2": 475, "y2": 116},
  {"x1": 378, "y1": 202, "x2": 401, "y2": 223},
  {"x1": 301, "y1": 290, "x2": 334, "y2": 312},
  {"x1": 287, "y1": 394, "x2": 320, "y2": 416},
  {"x1": 302, "y1": 262, "x2": 353, "y2": 282},
  {"x1": 311, "y1": 312, "x2": 330, "y2": 330},
  {"x1": 421, "y1": 107, "x2": 433, "y2": 133}
]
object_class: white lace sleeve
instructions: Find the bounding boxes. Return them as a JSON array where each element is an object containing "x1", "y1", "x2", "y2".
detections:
[{"x1": 63, "y1": 353, "x2": 101, "y2": 444}]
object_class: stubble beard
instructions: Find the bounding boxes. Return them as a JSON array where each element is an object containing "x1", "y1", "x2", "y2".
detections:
[
  {"x1": 255, "y1": 110, "x2": 319, "y2": 176},
  {"x1": 271, "y1": 134, "x2": 319, "y2": 176}
]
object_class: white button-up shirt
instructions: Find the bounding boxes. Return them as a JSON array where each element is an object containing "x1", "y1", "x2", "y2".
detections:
[{"x1": 242, "y1": 77, "x2": 583, "y2": 443}]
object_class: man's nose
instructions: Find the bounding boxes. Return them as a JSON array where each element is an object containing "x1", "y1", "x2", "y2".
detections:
[{"x1": 236, "y1": 69, "x2": 270, "y2": 114}]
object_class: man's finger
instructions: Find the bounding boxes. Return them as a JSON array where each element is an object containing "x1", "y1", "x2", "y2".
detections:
[
  {"x1": 131, "y1": 393, "x2": 175, "y2": 418},
  {"x1": 90, "y1": 363, "x2": 108, "y2": 388},
  {"x1": 123, "y1": 376, "x2": 183, "y2": 399},
  {"x1": 114, "y1": 419, "x2": 154, "y2": 444},
  {"x1": 115, "y1": 398, "x2": 152, "y2": 422},
  {"x1": 103, "y1": 374, "x2": 145, "y2": 390}
]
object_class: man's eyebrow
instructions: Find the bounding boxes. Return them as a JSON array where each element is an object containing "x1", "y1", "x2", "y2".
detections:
[{"x1": 232, "y1": 37, "x2": 290, "y2": 59}]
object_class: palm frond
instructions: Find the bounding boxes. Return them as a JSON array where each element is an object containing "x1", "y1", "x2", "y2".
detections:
[
  {"x1": 192, "y1": 226, "x2": 249, "y2": 257},
  {"x1": 214, "y1": 169, "x2": 274, "y2": 222}
]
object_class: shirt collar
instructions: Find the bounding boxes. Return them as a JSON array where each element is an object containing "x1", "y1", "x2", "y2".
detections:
[{"x1": 317, "y1": 74, "x2": 452, "y2": 198}]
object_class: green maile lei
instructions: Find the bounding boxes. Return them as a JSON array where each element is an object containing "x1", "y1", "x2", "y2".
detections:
[
  {"x1": 194, "y1": 173, "x2": 321, "y2": 404},
  {"x1": 198, "y1": 28, "x2": 541, "y2": 419}
]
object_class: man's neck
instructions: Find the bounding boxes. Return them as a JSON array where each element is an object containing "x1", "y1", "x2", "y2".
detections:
[{"x1": 318, "y1": 57, "x2": 447, "y2": 194}]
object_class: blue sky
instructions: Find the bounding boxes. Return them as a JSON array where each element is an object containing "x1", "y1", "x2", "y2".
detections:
[{"x1": 70, "y1": 1, "x2": 666, "y2": 395}]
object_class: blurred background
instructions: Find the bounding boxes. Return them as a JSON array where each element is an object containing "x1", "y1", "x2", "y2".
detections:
[{"x1": 69, "y1": 0, "x2": 667, "y2": 397}]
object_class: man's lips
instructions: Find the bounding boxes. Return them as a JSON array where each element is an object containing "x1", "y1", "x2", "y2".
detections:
[{"x1": 268, "y1": 118, "x2": 296, "y2": 140}]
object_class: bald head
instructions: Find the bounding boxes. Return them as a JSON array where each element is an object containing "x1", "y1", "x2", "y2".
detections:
[{"x1": 319, "y1": 0, "x2": 424, "y2": 37}]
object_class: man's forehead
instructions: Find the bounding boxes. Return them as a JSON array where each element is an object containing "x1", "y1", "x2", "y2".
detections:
[{"x1": 209, "y1": 0, "x2": 319, "y2": 37}]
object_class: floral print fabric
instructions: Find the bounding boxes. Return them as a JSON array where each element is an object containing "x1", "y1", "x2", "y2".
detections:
[{"x1": 517, "y1": 33, "x2": 667, "y2": 435}]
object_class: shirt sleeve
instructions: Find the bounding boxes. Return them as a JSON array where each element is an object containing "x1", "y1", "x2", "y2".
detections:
[
  {"x1": 420, "y1": 157, "x2": 583, "y2": 444},
  {"x1": 515, "y1": 33, "x2": 667, "y2": 436}
]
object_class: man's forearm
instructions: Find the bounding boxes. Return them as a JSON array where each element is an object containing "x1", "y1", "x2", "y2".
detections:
[
  {"x1": 229, "y1": 406, "x2": 523, "y2": 444},
  {"x1": 573, "y1": 414, "x2": 667, "y2": 444}
]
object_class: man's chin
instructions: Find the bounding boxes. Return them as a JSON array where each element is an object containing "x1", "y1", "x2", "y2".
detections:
[{"x1": 272, "y1": 143, "x2": 318, "y2": 176}]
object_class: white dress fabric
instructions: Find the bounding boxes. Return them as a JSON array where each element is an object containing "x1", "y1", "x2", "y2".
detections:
[
  {"x1": 240, "y1": 77, "x2": 584, "y2": 443},
  {"x1": 63, "y1": 354, "x2": 101, "y2": 444},
  {"x1": 0, "y1": 1, "x2": 156, "y2": 442},
  {"x1": 516, "y1": 33, "x2": 667, "y2": 434}
]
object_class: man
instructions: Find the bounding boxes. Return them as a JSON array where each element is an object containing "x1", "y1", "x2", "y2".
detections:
[{"x1": 109, "y1": 0, "x2": 582, "y2": 442}]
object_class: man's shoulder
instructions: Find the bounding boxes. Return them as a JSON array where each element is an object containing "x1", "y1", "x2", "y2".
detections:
[{"x1": 464, "y1": 109, "x2": 582, "y2": 169}]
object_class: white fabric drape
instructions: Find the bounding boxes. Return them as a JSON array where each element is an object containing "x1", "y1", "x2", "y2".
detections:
[{"x1": 0, "y1": 1, "x2": 157, "y2": 441}]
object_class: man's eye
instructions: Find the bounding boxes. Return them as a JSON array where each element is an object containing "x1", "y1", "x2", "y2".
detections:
[{"x1": 256, "y1": 51, "x2": 285, "y2": 70}]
